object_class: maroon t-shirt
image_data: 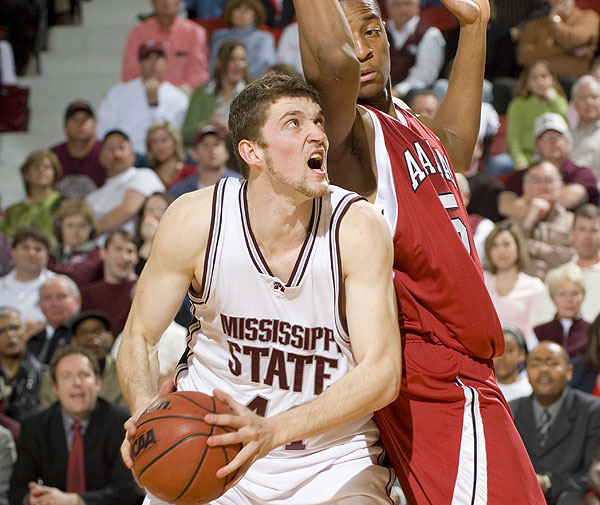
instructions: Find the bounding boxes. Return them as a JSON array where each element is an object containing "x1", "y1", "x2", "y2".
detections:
[
  {"x1": 504, "y1": 158, "x2": 599, "y2": 205},
  {"x1": 51, "y1": 140, "x2": 106, "y2": 199},
  {"x1": 80, "y1": 278, "x2": 137, "y2": 337}
]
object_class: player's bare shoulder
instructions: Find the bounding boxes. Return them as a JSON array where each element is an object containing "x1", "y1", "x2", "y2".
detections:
[
  {"x1": 338, "y1": 198, "x2": 393, "y2": 271},
  {"x1": 152, "y1": 186, "x2": 216, "y2": 273}
]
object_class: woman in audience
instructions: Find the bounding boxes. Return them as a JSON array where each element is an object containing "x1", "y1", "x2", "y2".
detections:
[
  {"x1": 47, "y1": 199, "x2": 103, "y2": 287},
  {"x1": 493, "y1": 325, "x2": 532, "y2": 402},
  {"x1": 182, "y1": 39, "x2": 250, "y2": 148},
  {"x1": 484, "y1": 220, "x2": 545, "y2": 347},
  {"x1": 534, "y1": 263, "x2": 590, "y2": 358},
  {"x1": 134, "y1": 192, "x2": 173, "y2": 275},
  {"x1": 210, "y1": 0, "x2": 275, "y2": 79},
  {"x1": 506, "y1": 60, "x2": 568, "y2": 171},
  {"x1": 145, "y1": 121, "x2": 196, "y2": 189},
  {"x1": 571, "y1": 313, "x2": 600, "y2": 397},
  {"x1": 0, "y1": 149, "x2": 63, "y2": 244}
]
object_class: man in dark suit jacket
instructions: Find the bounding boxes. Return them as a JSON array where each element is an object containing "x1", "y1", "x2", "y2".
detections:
[
  {"x1": 510, "y1": 341, "x2": 600, "y2": 505},
  {"x1": 9, "y1": 345, "x2": 142, "y2": 505},
  {"x1": 27, "y1": 276, "x2": 82, "y2": 364}
]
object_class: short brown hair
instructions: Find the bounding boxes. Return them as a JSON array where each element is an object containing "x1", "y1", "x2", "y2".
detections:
[
  {"x1": 223, "y1": 0, "x2": 266, "y2": 27},
  {"x1": 20, "y1": 149, "x2": 63, "y2": 196},
  {"x1": 574, "y1": 203, "x2": 600, "y2": 224},
  {"x1": 49, "y1": 344, "x2": 101, "y2": 383},
  {"x1": 12, "y1": 226, "x2": 50, "y2": 251},
  {"x1": 104, "y1": 229, "x2": 138, "y2": 250},
  {"x1": 228, "y1": 71, "x2": 321, "y2": 178},
  {"x1": 54, "y1": 199, "x2": 96, "y2": 243},
  {"x1": 484, "y1": 220, "x2": 530, "y2": 274}
]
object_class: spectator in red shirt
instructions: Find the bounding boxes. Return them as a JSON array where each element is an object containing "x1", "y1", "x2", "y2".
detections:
[{"x1": 121, "y1": 0, "x2": 210, "y2": 94}]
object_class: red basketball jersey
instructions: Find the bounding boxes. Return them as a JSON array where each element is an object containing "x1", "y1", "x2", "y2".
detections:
[{"x1": 362, "y1": 104, "x2": 503, "y2": 359}]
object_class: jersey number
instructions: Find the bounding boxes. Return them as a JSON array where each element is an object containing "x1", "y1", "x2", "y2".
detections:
[
  {"x1": 246, "y1": 395, "x2": 306, "y2": 451},
  {"x1": 439, "y1": 192, "x2": 471, "y2": 253}
]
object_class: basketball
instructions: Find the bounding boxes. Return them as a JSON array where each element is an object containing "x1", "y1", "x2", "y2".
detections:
[{"x1": 130, "y1": 391, "x2": 242, "y2": 504}]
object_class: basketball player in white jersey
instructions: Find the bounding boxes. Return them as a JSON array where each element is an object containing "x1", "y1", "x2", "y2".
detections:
[{"x1": 117, "y1": 72, "x2": 402, "y2": 504}]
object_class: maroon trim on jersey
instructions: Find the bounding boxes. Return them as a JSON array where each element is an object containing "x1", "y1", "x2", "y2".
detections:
[
  {"x1": 287, "y1": 199, "x2": 320, "y2": 287},
  {"x1": 189, "y1": 178, "x2": 227, "y2": 305},
  {"x1": 330, "y1": 193, "x2": 366, "y2": 341},
  {"x1": 240, "y1": 182, "x2": 320, "y2": 288},
  {"x1": 175, "y1": 318, "x2": 201, "y2": 384},
  {"x1": 239, "y1": 180, "x2": 273, "y2": 277}
]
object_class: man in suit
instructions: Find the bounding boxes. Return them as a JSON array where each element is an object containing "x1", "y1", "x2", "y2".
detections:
[
  {"x1": 9, "y1": 345, "x2": 142, "y2": 505},
  {"x1": 510, "y1": 341, "x2": 600, "y2": 505},
  {"x1": 27, "y1": 275, "x2": 81, "y2": 365}
]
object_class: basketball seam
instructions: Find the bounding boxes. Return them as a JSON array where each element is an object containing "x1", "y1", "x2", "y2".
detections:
[
  {"x1": 137, "y1": 415, "x2": 211, "y2": 430},
  {"x1": 172, "y1": 421, "x2": 217, "y2": 503},
  {"x1": 138, "y1": 433, "x2": 207, "y2": 479}
]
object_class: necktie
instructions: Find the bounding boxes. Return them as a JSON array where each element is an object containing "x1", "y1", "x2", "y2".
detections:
[
  {"x1": 538, "y1": 409, "x2": 552, "y2": 447},
  {"x1": 66, "y1": 421, "x2": 86, "y2": 493}
]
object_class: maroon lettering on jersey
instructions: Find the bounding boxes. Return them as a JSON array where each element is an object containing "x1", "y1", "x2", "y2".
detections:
[
  {"x1": 264, "y1": 348, "x2": 290, "y2": 390},
  {"x1": 314, "y1": 356, "x2": 338, "y2": 395},
  {"x1": 243, "y1": 346, "x2": 269, "y2": 383},
  {"x1": 287, "y1": 352, "x2": 314, "y2": 392},
  {"x1": 228, "y1": 340, "x2": 242, "y2": 376}
]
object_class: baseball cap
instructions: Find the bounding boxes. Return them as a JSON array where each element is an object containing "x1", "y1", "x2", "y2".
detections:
[
  {"x1": 70, "y1": 310, "x2": 112, "y2": 335},
  {"x1": 138, "y1": 39, "x2": 165, "y2": 60},
  {"x1": 534, "y1": 113, "x2": 570, "y2": 139},
  {"x1": 193, "y1": 125, "x2": 225, "y2": 146},
  {"x1": 102, "y1": 128, "x2": 130, "y2": 143},
  {"x1": 64, "y1": 100, "x2": 94, "y2": 122}
]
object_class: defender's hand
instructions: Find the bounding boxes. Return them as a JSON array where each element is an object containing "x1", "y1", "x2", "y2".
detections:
[{"x1": 439, "y1": 0, "x2": 490, "y2": 26}]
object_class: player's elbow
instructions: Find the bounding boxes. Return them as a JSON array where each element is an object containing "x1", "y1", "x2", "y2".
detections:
[{"x1": 376, "y1": 355, "x2": 402, "y2": 408}]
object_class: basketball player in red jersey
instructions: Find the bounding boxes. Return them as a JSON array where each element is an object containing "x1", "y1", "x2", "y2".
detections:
[{"x1": 294, "y1": 0, "x2": 546, "y2": 503}]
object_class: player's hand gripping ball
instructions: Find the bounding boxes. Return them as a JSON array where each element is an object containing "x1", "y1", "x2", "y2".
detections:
[{"x1": 131, "y1": 391, "x2": 242, "y2": 504}]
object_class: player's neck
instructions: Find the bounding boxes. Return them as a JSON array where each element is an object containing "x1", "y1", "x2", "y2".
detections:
[
  {"x1": 357, "y1": 83, "x2": 397, "y2": 119},
  {"x1": 246, "y1": 184, "x2": 314, "y2": 279}
]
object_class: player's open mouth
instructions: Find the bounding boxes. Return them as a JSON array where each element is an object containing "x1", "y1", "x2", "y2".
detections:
[{"x1": 307, "y1": 152, "x2": 324, "y2": 172}]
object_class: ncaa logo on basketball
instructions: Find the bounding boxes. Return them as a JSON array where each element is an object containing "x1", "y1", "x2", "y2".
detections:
[{"x1": 131, "y1": 429, "x2": 157, "y2": 458}]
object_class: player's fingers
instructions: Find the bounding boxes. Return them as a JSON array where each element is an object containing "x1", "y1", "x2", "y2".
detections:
[
  {"x1": 120, "y1": 437, "x2": 134, "y2": 469},
  {"x1": 158, "y1": 378, "x2": 175, "y2": 396},
  {"x1": 213, "y1": 389, "x2": 248, "y2": 415},
  {"x1": 124, "y1": 417, "x2": 137, "y2": 436},
  {"x1": 215, "y1": 443, "x2": 257, "y2": 480},
  {"x1": 204, "y1": 412, "x2": 248, "y2": 429},
  {"x1": 205, "y1": 429, "x2": 247, "y2": 448}
]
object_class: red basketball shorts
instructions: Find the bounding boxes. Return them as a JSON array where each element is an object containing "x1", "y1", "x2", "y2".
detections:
[{"x1": 375, "y1": 339, "x2": 546, "y2": 505}]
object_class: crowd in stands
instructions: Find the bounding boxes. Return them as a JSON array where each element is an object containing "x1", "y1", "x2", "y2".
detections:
[{"x1": 1, "y1": 0, "x2": 600, "y2": 503}]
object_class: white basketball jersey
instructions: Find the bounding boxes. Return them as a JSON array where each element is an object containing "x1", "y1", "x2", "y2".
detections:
[{"x1": 175, "y1": 177, "x2": 380, "y2": 458}]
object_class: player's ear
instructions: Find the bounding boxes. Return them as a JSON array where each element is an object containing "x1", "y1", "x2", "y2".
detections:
[{"x1": 238, "y1": 139, "x2": 261, "y2": 168}]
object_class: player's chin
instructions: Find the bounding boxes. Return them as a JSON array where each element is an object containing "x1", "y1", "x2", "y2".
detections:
[{"x1": 358, "y1": 80, "x2": 385, "y2": 100}]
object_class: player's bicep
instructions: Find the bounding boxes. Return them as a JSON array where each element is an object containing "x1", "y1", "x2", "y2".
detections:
[{"x1": 339, "y1": 202, "x2": 401, "y2": 368}]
